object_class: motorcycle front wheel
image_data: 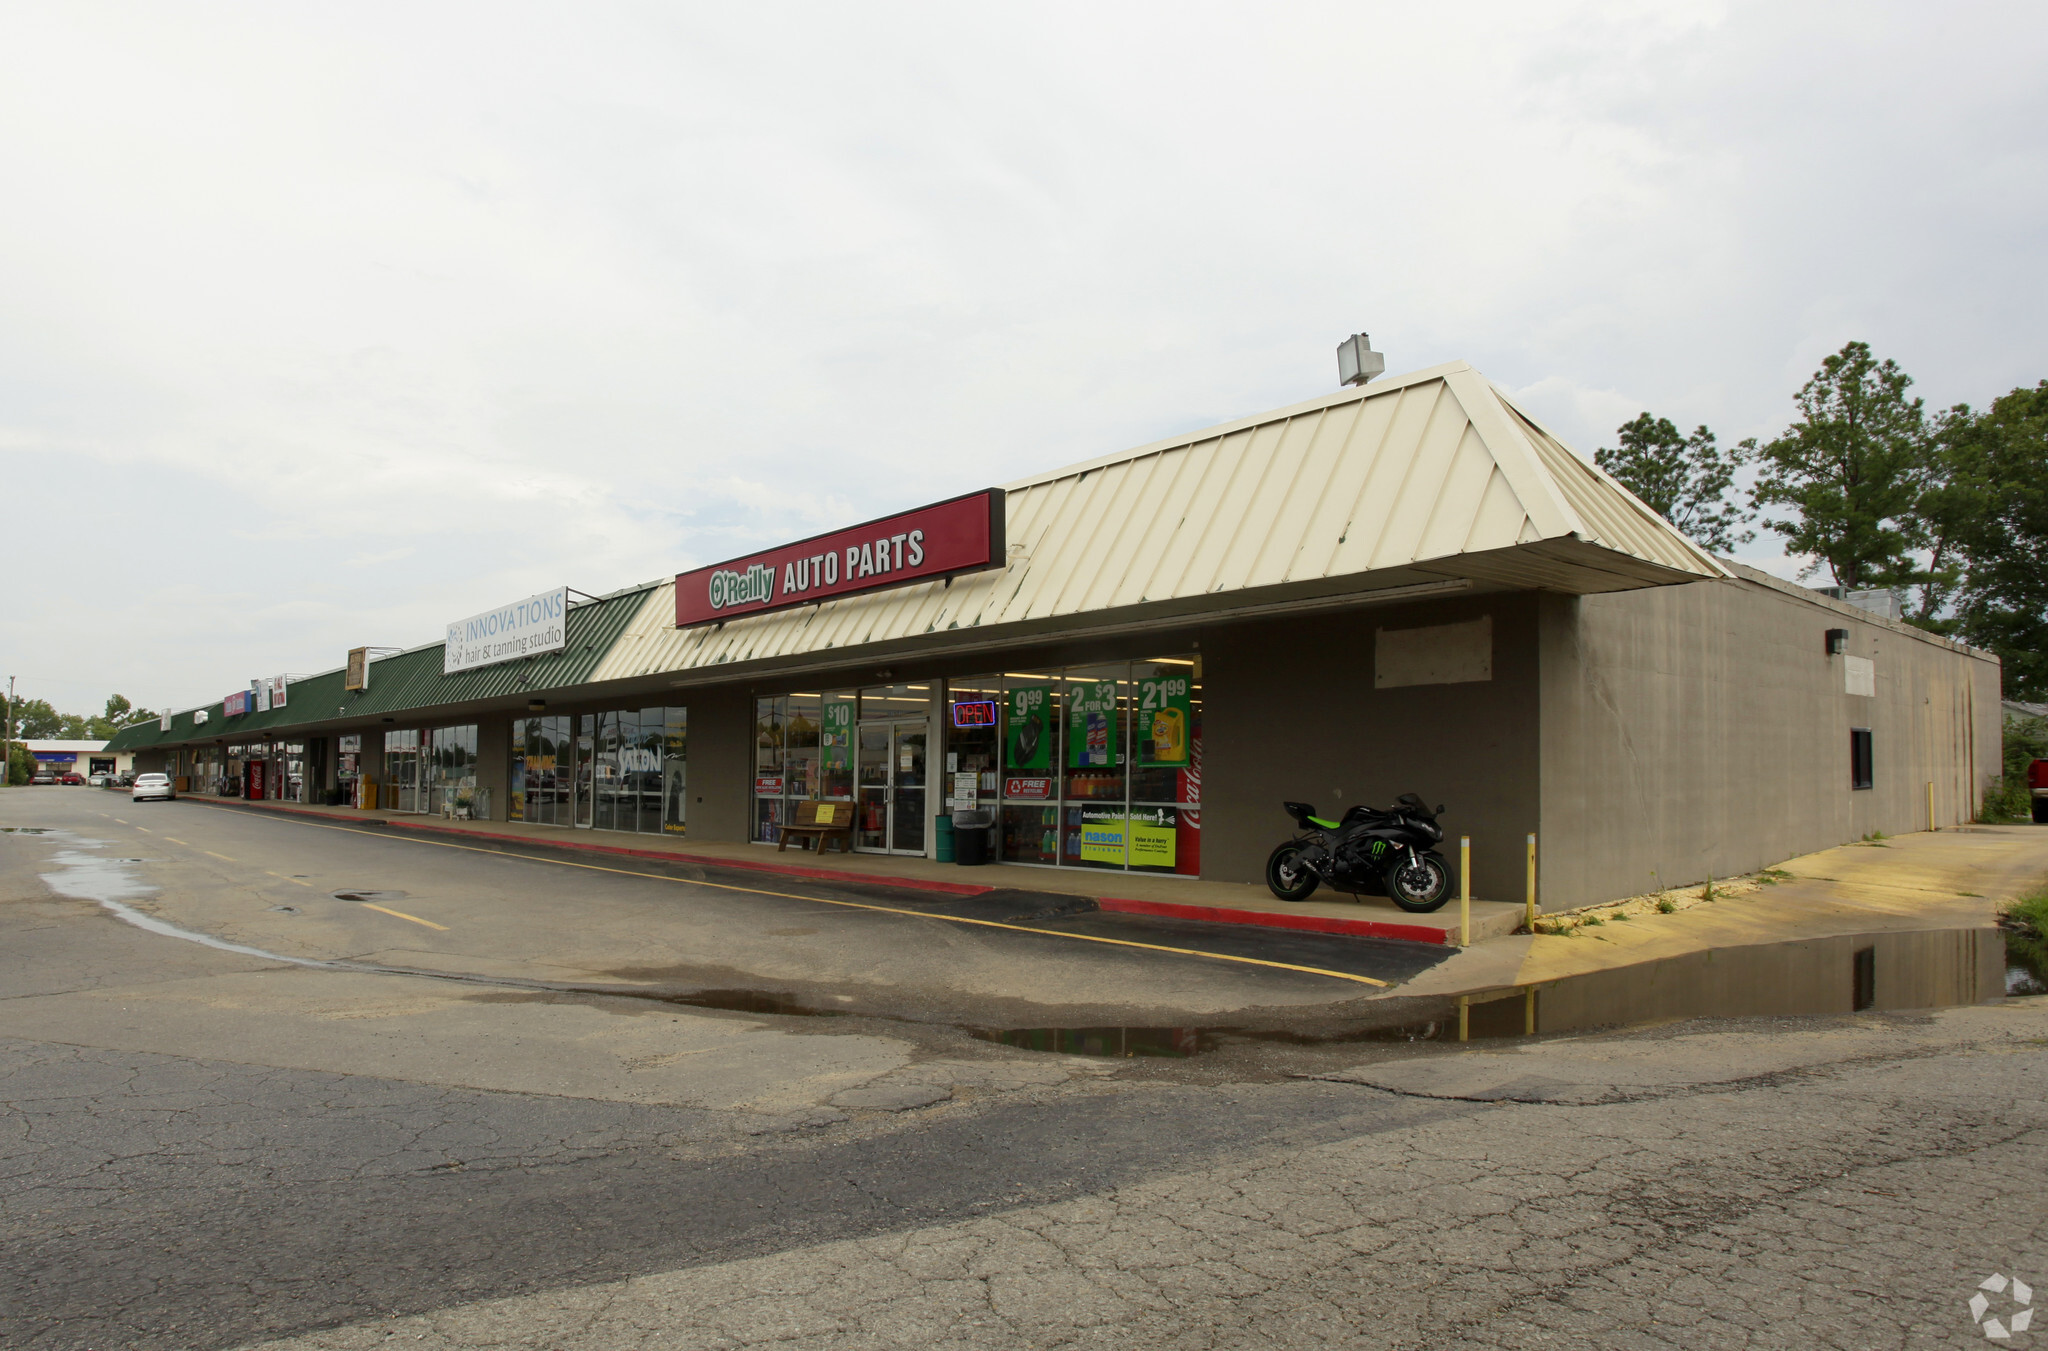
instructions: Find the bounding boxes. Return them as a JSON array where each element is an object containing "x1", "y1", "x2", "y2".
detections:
[
  {"x1": 1384, "y1": 852, "x2": 1452, "y2": 912},
  {"x1": 1265, "y1": 842, "x2": 1321, "y2": 902}
]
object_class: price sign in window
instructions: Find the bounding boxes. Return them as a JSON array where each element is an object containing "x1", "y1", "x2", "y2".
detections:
[
  {"x1": 1137, "y1": 674, "x2": 1193, "y2": 767},
  {"x1": 1007, "y1": 686, "x2": 1051, "y2": 770}
]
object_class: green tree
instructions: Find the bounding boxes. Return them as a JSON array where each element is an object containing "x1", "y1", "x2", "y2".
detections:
[
  {"x1": 1949, "y1": 381, "x2": 2048, "y2": 700},
  {"x1": 1752, "y1": 341, "x2": 1934, "y2": 589},
  {"x1": 1908, "y1": 404, "x2": 1994, "y2": 626},
  {"x1": 1981, "y1": 714, "x2": 2048, "y2": 822},
  {"x1": 4, "y1": 697, "x2": 63, "y2": 739},
  {"x1": 1595, "y1": 414, "x2": 1755, "y2": 552},
  {"x1": 84, "y1": 695, "x2": 157, "y2": 740}
]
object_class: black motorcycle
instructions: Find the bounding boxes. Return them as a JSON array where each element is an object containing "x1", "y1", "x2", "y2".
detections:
[{"x1": 1264, "y1": 793, "x2": 1453, "y2": 911}]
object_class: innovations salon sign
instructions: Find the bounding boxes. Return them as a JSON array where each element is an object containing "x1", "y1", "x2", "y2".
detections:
[
  {"x1": 445, "y1": 586, "x2": 569, "y2": 675},
  {"x1": 675, "y1": 490, "x2": 1005, "y2": 628}
]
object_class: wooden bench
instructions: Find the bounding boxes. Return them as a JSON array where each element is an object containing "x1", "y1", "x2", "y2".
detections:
[{"x1": 777, "y1": 799, "x2": 855, "y2": 853}]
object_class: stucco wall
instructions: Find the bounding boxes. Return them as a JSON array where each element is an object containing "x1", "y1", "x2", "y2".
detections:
[
  {"x1": 680, "y1": 687, "x2": 754, "y2": 843},
  {"x1": 474, "y1": 716, "x2": 511, "y2": 821},
  {"x1": 1202, "y1": 593, "x2": 1542, "y2": 900},
  {"x1": 1537, "y1": 573, "x2": 2003, "y2": 910}
]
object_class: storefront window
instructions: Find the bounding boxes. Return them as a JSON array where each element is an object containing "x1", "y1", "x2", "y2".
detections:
[
  {"x1": 384, "y1": 729, "x2": 421, "y2": 812},
  {"x1": 948, "y1": 658, "x2": 1201, "y2": 877},
  {"x1": 753, "y1": 691, "x2": 859, "y2": 844},
  {"x1": 426, "y1": 725, "x2": 480, "y2": 818},
  {"x1": 513, "y1": 709, "x2": 685, "y2": 835}
]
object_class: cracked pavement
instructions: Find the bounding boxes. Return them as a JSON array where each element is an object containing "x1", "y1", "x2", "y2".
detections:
[{"x1": 4, "y1": 793, "x2": 2044, "y2": 1350}]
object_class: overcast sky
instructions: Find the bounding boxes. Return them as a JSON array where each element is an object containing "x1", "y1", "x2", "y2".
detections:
[{"x1": 4, "y1": 1, "x2": 2045, "y2": 717}]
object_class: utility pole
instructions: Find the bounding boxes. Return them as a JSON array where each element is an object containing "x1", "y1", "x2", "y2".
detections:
[{"x1": 4, "y1": 676, "x2": 14, "y2": 788}]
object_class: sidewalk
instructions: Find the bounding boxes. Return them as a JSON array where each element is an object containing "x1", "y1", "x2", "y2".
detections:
[
  {"x1": 179, "y1": 794, "x2": 1525, "y2": 946},
  {"x1": 1392, "y1": 823, "x2": 2048, "y2": 1000}
]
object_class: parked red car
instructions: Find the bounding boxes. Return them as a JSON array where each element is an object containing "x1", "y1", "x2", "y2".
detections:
[
  {"x1": 2030, "y1": 758, "x2": 2048, "y2": 824},
  {"x1": 58, "y1": 772, "x2": 85, "y2": 786}
]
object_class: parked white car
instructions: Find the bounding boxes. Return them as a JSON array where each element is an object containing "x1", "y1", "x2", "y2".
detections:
[
  {"x1": 87, "y1": 772, "x2": 111, "y2": 787},
  {"x1": 131, "y1": 773, "x2": 176, "y2": 802}
]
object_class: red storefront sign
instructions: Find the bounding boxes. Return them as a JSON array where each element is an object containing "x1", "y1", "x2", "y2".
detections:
[
  {"x1": 675, "y1": 489, "x2": 1005, "y2": 628},
  {"x1": 223, "y1": 690, "x2": 252, "y2": 717},
  {"x1": 1003, "y1": 776, "x2": 1054, "y2": 800}
]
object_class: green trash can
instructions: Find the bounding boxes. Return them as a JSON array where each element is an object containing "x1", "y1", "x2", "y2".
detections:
[{"x1": 934, "y1": 813, "x2": 955, "y2": 863}]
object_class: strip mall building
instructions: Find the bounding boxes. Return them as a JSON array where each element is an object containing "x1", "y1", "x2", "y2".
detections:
[{"x1": 110, "y1": 360, "x2": 2003, "y2": 908}]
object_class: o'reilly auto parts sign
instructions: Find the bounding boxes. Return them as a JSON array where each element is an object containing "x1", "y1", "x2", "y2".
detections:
[
  {"x1": 445, "y1": 587, "x2": 568, "y2": 675},
  {"x1": 675, "y1": 490, "x2": 1005, "y2": 628}
]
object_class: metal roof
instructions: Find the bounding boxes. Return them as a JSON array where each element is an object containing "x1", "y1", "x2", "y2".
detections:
[
  {"x1": 105, "y1": 583, "x2": 658, "y2": 751},
  {"x1": 591, "y1": 360, "x2": 1728, "y2": 685}
]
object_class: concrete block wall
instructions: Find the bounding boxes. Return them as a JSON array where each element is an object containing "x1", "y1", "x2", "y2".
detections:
[{"x1": 1537, "y1": 572, "x2": 2003, "y2": 910}]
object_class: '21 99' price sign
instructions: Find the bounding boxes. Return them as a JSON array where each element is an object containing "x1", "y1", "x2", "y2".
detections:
[{"x1": 1138, "y1": 675, "x2": 1192, "y2": 767}]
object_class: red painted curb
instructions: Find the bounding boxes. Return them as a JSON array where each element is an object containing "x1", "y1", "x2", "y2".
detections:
[
  {"x1": 184, "y1": 797, "x2": 997, "y2": 897},
  {"x1": 1094, "y1": 895, "x2": 1454, "y2": 946}
]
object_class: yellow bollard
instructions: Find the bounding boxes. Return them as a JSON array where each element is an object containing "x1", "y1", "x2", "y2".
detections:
[
  {"x1": 1458, "y1": 995, "x2": 1470, "y2": 1042},
  {"x1": 1927, "y1": 780, "x2": 1936, "y2": 832},
  {"x1": 1459, "y1": 835, "x2": 1471, "y2": 948},
  {"x1": 1526, "y1": 833, "x2": 1537, "y2": 933},
  {"x1": 1523, "y1": 986, "x2": 1536, "y2": 1036}
]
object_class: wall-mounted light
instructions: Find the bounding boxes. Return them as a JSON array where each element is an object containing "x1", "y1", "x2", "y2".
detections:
[
  {"x1": 527, "y1": 699, "x2": 547, "y2": 713},
  {"x1": 1825, "y1": 628, "x2": 1848, "y2": 656}
]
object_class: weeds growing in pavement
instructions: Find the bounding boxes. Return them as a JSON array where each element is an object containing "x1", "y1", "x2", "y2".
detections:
[
  {"x1": 1657, "y1": 897, "x2": 1677, "y2": 913},
  {"x1": 2000, "y1": 887, "x2": 2048, "y2": 975}
]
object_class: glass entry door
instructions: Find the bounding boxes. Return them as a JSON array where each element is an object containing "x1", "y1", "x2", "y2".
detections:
[{"x1": 856, "y1": 720, "x2": 927, "y2": 854}]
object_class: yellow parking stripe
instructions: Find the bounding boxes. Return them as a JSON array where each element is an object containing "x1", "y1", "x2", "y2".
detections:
[
  {"x1": 212, "y1": 807, "x2": 1388, "y2": 988},
  {"x1": 358, "y1": 902, "x2": 448, "y2": 931},
  {"x1": 265, "y1": 871, "x2": 313, "y2": 887}
]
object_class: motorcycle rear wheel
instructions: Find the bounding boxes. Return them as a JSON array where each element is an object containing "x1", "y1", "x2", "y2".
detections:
[
  {"x1": 1265, "y1": 842, "x2": 1321, "y2": 902},
  {"x1": 1384, "y1": 852, "x2": 1452, "y2": 912}
]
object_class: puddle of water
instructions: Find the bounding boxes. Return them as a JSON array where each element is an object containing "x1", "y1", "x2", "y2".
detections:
[
  {"x1": 659, "y1": 988, "x2": 848, "y2": 1017},
  {"x1": 15, "y1": 828, "x2": 336, "y2": 968},
  {"x1": 983, "y1": 928, "x2": 2035, "y2": 1057}
]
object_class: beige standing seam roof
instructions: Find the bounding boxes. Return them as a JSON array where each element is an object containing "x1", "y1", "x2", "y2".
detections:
[{"x1": 593, "y1": 360, "x2": 1727, "y2": 685}]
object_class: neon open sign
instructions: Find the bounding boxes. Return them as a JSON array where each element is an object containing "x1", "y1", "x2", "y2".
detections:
[{"x1": 950, "y1": 699, "x2": 998, "y2": 728}]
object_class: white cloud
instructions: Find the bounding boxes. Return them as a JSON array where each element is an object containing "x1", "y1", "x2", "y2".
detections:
[{"x1": 1, "y1": 0, "x2": 2043, "y2": 711}]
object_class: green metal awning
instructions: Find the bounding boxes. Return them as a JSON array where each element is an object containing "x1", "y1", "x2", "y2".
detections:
[{"x1": 106, "y1": 582, "x2": 660, "y2": 752}]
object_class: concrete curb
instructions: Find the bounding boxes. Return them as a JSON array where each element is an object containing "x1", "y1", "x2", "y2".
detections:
[
  {"x1": 183, "y1": 797, "x2": 1000, "y2": 897},
  {"x1": 184, "y1": 796, "x2": 1490, "y2": 944}
]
